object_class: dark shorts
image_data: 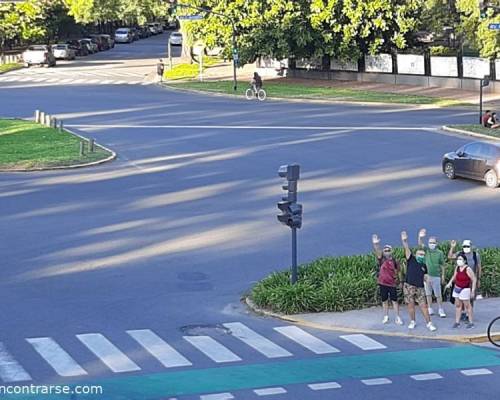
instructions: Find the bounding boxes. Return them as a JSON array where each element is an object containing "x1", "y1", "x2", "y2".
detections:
[{"x1": 379, "y1": 284, "x2": 397, "y2": 302}]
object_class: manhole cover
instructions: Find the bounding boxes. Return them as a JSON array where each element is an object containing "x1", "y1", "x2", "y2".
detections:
[
  {"x1": 177, "y1": 272, "x2": 208, "y2": 281},
  {"x1": 180, "y1": 324, "x2": 231, "y2": 336}
]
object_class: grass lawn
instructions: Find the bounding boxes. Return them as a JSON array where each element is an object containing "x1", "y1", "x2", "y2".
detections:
[
  {"x1": 448, "y1": 124, "x2": 500, "y2": 139},
  {"x1": 0, "y1": 119, "x2": 112, "y2": 170},
  {"x1": 0, "y1": 63, "x2": 22, "y2": 74},
  {"x1": 169, "y1": 80, "x2": 470, "y2": 106},
  {"x1": 164, "y1": 57, "x2": 221, "y2": 80}
]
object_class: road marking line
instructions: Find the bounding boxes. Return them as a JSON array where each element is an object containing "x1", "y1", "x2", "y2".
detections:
[
  {"x1": 76, "y1": 333, "x2": 141, "y2": 373},
  {"x1": 410, "y1": 373, "x2": 443, "y2": 381},
  {"x1": 127, "y1": 329, "x2": 192, "y2": 368},
  {"x1": 308, "y1": 381, "x2": 341, "y2": 390},
  {"x1": 200, "y1": 393, "x2": 234, "y2": 400},
  {"x1": 339, "y1": 334, "x2": 386, "y2": 350},
  {"x1": 100, "y1": 80, "x2": 114, "y2": 84},
  {"x1": 461, "y1": 368, "x2": 493, "y2": 376},
  {"x1": 183, "y1": 336, "x2": 241, "y2": 363},
  {"x1": 254, "y1": 387, "x2": 287, "y2": 396},
  {"x1": 0, "y1": 342, "x2": 32, "y2": 382},
  {"x1": 223, "y1": 322, "x2": 291, "y2": 359},
  {"x1": 361, "y1": 378, "x2": 392, "y2": 385},
  {"x1": 26, "y1": 337, "x2": 87, "y2": 377},
  {"x1": 58, "y1": 78, "x2": 73, "y2": 83},
  {"x1": 273, "y1": 326, "x2": 339, "y2": 354},
  {"x1": 113, "y1": 81, "x2": 127, "y2": 85}
]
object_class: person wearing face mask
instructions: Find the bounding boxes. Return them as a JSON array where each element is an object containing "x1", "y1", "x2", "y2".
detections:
[
  {"x1": 445, "y1": 255, "x2": 477, "y2": 329},
  {"x1": 417, "y1": 229, "x2": 447, "y2": 318},
  {"x1": 448, "y1": 239, "x2": 482, "y2": 321},
  {"x1": 401, "y1": 231, "x2": 437, "y2": 331},
  {"x1": 372, "y1": 234, "x2": 403, "y2": 325}
]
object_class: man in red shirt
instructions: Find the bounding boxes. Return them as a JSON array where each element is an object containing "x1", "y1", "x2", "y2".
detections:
[
  {"x1": 372, "y1": 234, "x2": 403, "y2": 325},
  {"x1": 482, "y1": 110, "x2": 491, "y2": 127}
]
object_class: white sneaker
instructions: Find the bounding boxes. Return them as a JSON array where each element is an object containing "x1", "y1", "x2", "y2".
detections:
[
  {"x1": 395, "y1": 316, "x2": 403, "y2": 325},
  {"x1": 382, "y1": 315, "x2": 389, "y2": 324},
  {"x1": 427, "y1": 321, "x2": 437, "y2": 332},
  {"x1": 438, "y1": 308, "x2": 446, "y2": 318},
  {"x1": 408, "y1": 320, "x2": 416, "y2": 329},
  {"x1": 428, "y1": 308, "x2": 434, "y2": 316}
]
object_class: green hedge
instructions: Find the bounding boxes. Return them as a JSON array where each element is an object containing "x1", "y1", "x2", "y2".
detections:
[{"x1": 251, "y1": 243, "x2": 500, "y2": 315}]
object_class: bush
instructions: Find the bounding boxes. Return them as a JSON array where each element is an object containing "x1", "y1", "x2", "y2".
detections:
[
  {"x1": 250, "y1": 242, "x2": 500, "y2": 314},
  {"x1": 430, "y1": 46, "x2": 458, "y2": 56}
]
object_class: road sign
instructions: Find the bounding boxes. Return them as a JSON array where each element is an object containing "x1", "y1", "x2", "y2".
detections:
[
  {"x1": 178, "y1": 15, "x2": 203, "y2": 20},
  {"x1": 489, "y1": 23, "x2": 500, "y2": 30}
]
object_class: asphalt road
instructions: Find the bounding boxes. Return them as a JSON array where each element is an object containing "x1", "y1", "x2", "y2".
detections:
[{"x1": 1, "y1": 35, "x2": 499, "y2": 400}]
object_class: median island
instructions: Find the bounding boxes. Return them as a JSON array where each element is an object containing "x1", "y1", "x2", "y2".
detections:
[{"x1": 0, "y1": 119, "x2": 112, "y2": 170}]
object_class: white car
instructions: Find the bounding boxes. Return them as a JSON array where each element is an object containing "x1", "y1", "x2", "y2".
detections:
[
  {"x1": 22, "y1": 45, "x2": 56, "y2": 67},
  {"x1": 169, "y1": 32, "x2": 183, "y2": 46},
  {"x1": 115, "y1": 28, "x2": 133, "y2": 43},
  {"x1": 148, "y1": 23, "x2": 159, "y2": 35},
  {"x1": 52, "y1": 44, "x2": 76, "y2": 60}
]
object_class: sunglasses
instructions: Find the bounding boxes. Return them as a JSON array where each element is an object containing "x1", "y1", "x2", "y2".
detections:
[
  {"x1": 463, "y1": 245, "x2": 471, "y2": 248},
  {"x1": 383, "y1": 250, "x2": 392, "y2": 253}
]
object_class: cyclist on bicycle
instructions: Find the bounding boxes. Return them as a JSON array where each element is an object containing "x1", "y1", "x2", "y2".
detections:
[{"x1": 251, "y1": 72, "x2": 263, "y2": 95}]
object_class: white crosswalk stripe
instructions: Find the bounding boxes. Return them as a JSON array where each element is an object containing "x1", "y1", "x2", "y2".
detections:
[
  {"x1": 183, "y1": 336, "x2": 241, "y2": 363},
  {"x1": 223, "y1": 322, "x2": 292, "y2": 358},
  {"x1": 411, "y1": 373, "x2": 443, "y2": 381},
  {"x1": 361, "y1": 378, "x2": 392, "y2": 385},
  {"x1": 0, "y1": 342, "x2": 32, "y2": 383},
  {"x1": 461, "y1": 368, "x2": 493, "y2": 376},
  {"x1": 254, "y1": 387, "x2": 287, "y2": 396},
  {"x1": 200, "y1": 393, "x2": 234, "y2": 400},
  {"x1": 76, "y1": 333, "x2": 141, "y2": 373},
  {"x1": 339, "y1": 334, "x2": 386, "y2": 350},
  {"x1": 308, "y1": 381, "x2": 341, "y2": 390},
  {"x1": 274, "y1": 326, "x2": 339, "y2": 354},
  {"x1": 26, "y1": 337, "x2": 87, "y2": 377},
  {"x1": 127, "y1": 329, "x2": 192, "y2": 368}
]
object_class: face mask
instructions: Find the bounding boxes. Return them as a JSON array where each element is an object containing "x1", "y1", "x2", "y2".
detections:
[
  {"x1": 416, "y1": 255, "x2": 425, "y2": 263},
  {"x1": 463, "y1": 247, "x2": 471, "y2": 254},
  {"x1": 428, "y1": 243, "x2": 437, "y2": 250},
  {"x1": 457, "y1": 259, "x2": 465, "y2": 267}
]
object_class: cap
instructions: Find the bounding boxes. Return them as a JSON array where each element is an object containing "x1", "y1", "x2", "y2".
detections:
[
  {"x1": 383, "y1": 244, "x2": 393, "y2": 251},
  {"x1": 462, "y1": 239, "x2": 471, "y2": 247}
]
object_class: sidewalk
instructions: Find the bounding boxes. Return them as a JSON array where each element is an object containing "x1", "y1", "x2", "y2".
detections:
[{"x1": 285, "y1": 298, "x2": 499, "y2": 343}]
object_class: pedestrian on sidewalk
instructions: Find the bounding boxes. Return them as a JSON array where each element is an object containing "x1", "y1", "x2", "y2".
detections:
[
  {"x1": 157, "y1": 59, "x2": 165, "y2": 83},
  {"x1": 445, "y1": 255, "x2": 477, "y2": 329},
  {"x1": 401, "y1": 231, "x2": 437, "y2": 331},
  {"x1": 417, "y1": 229, "x2": 447, "y2": 318},
  {"x1": 372, "y1": 234, "x2": 403, "y2": 326},
  {"x1": 449, "y1": 239, "x2": 482, "y2": 321}
]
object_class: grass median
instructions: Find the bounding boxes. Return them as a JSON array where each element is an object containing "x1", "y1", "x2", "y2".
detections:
[
  {"x1": 0, "y1": 119, "x2": 111, "y2": 170},
  {"x1": 251, "y1": 244, "x2": 500, "y2": 315},
  {"x1": 448, "y1": 124, "x2": 500, "y2": 139},
  {"x1": 0, "y1": 63, "x2": 22, "y2": 74},
  {"x1": 168, "y1": 80, "x2": 469, "y2": 106}
]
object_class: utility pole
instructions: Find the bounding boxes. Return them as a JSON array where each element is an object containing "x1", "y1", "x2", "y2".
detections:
[{"x1": 480, "y1": 75, "x2": 490, "y2": 123}]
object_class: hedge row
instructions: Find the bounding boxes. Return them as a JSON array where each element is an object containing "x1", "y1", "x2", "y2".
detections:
[{"x1": 250, "y1": 243, "x2": 500, "y2": 315}]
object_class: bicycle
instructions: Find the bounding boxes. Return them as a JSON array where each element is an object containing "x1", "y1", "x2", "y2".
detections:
[
  {"x1": 245, "y1": 86, "x2": 267, "y2": 101},
  {"x1": 487, "y1": 316, "x2": 500, "y2": 347}
]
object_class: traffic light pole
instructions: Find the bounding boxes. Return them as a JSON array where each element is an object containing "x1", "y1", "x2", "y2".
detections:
[
  {"x1": 480, "y1": 82, "x2": 483, "y2": 124},
  {"x1": 291, "y1": 227, "x2": 298, "y2": 284}
]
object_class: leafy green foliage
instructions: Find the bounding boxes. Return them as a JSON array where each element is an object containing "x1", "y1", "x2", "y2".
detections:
[{"x1": 251, "y1": 243, "x2": 500, "y2": 314}]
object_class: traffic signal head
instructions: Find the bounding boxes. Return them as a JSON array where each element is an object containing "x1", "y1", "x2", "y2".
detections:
[
  {"x1": 278, "y1": 164, "x2": 300, "y2": 181},
  {"x1": 277, "y1": 201, "x2": 303, "y2": 228}
]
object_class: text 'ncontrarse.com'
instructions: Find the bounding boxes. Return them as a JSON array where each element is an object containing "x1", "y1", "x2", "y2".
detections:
[{"x1": 0, "y1": 384, "x2": 103, "y2": 396}]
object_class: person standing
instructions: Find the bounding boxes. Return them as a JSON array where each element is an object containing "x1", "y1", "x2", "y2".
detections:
[
  {"x1": 156, "y1": 59, "x2": 165, "y2": 83},
  {"x1": 417, "y1": 229, "x2": 447, "y2": 318},
  {"x1": 401, "y1": 231, "x2": 437, "y2": 331},
  {"x1": 372, "y1": 234, "x2": 403, "y2": 325},
  {"x1": 445, "y1": 255, "x2": 477, "y2": 329}
]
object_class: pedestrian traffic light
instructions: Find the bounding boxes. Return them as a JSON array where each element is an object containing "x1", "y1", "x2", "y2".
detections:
[
  {"x1": 482, "y1": 75, "x2": 490, "y2": 87},
  {"x1": 277, "y1": 164, "x2": 302, "y2": 229},
  {"x1": 277, "y1": 201, "x2": 303, "y2": 228}
]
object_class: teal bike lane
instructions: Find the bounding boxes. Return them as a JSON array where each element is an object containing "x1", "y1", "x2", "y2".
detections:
[{"x1": 4, "y1": 345, "x2": 500, "y2": 399}]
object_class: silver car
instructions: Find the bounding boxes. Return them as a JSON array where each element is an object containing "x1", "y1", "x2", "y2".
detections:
[
  {"x1": 115, "y1": 28, "x2": 133, "y2": 43},
  {"x1": 52, "y1": 44, "x2": 76, "y2": 60}
]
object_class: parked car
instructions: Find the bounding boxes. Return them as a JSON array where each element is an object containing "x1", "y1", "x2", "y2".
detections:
[
  {"x1": 80, "y1": 38, "x2": 98, "y2": 53},
  {"x1": 100, "y1": 34, "x2": 115, "y2": 48},
  {"x1": 138, "y1": 26, "x2": 151, "y2": 38},
  {"x1": 148, "y1": 23, "x2": 159, "y2": 35},
  {"x1": 169, "y1": 32, "x2": 183, "y2": 46},
  {"x1": 52, "y1": 44, "x2": 76, "y2": 60},
  {"x1": 115, "y1": 28, "x2": 133, "y2": 43},
  {"x1": 130, "y1": 27, "x2": 140, "y2": 41},
  {"x1": 153, "y1": 22, "x2": 164, "y2": 33},
  {"x1": 66, "y1": 39, "x2": 89, "y2": 56},
  {"x1": 442, "y1": 141, "x2": 500, "y2": 188},
  {"x1": 88, "y1": 35, "x2": 109, "y2": 51},
  {"x1": 22, "y1": 45, "x2": 56, "y2": 67}
]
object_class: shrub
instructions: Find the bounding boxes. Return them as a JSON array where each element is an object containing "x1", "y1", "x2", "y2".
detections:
[
  {"x1": 250, "y1": 242, "x2": 500, "y2": 314},
  {"x1": 430, "y1": 46, "x2": 458, "y2": 56}
]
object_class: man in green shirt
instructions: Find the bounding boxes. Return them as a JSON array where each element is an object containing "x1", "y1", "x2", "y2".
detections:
[{"x1": 418, "y1": 229, "x2": 446, "y2": 318}]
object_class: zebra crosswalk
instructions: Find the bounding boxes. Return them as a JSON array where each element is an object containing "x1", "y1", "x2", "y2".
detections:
[{"x1": 0, "y1": 322, "x2": 389, "y2": 384}]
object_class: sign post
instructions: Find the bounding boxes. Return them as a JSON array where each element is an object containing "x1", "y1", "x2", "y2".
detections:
[{"x1": 480, "y1": 75, "x2": 490, "y2": 124}]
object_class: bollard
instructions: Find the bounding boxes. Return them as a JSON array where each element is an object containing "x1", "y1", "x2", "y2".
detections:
[
  {"x1": 35, "y1": 110, "x2": 40, "y2": 123},
  {"x1": 79, "y1": 141, "x2": 85, "y2": 156},
  {"x1": 59, "y1": 120, "x2": 64, "y2": 132},
  {"x1": 50, "y1": 117, "x2": 57, "y2": 129},
  {"x1": 39, "y1": 111, "x2": 45, "y2": 125},
  {"x1": 45, "y1": 114, "x2": 51, "y2": 127},
  {"x1": 89, "y1": 138, "x2": 95, "y2": 153}
]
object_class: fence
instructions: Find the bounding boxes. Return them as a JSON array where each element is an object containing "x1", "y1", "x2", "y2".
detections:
[{"x1": 0, "y1": 53, "x2": 22, "y2": 65}]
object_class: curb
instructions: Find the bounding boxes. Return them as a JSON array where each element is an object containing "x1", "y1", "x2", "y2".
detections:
[
  {"x1": 161, "y1": 83, "x2": 474, "y2": 110},
  {"x1": 0, "y1": 124, "x2": 116, "y2": 173},
  {"x1": 441, "y1": 125, "x2": 500, "y2": 142},
  {"x1": 245, "y1": 297, "x2": 493, "y2": 344}
]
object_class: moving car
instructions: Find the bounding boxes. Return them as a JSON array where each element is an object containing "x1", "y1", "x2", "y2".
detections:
[
  {"x1": 115, "y1": 28, "x2": 133, "y2": 43},
  {"x1": 169, "y1": 32, "x2": 183, "y2": 46},
  {"x1": 442, "y1": 141, "x2": 500, "y2": 188},
  {"x1": 52, "y1": 44, "x2": 76, "y2": 60},
  {"x1": 22, "y1": 45, "x2": 56, "y2": 67}
]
